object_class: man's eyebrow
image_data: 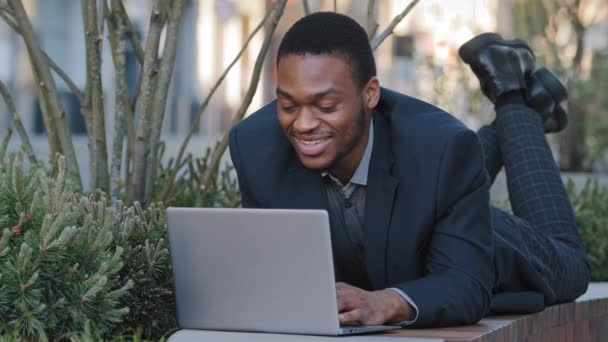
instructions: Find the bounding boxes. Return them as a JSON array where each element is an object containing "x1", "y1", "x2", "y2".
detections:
[
  {"x1": 276, "y1": 87, "x2": 341, "y2": 100},
  {"x1": 276, "y1": 87, "x2": 293, "y2": 99}
]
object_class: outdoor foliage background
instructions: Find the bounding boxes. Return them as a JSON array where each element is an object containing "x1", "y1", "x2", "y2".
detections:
[{"x1": 0, "y1": 0, "x2": 607, "y2": 340}]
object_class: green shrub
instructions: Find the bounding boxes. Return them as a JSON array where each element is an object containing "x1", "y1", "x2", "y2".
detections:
[
  {"x1": 0, "y1": 151, "x2": 176, "y2": 340},
  {"x1": 0, "y1": 152, "x2": 132, "y2": 339},
  {"x1": 494, "y1": 178, "x2": 608, "y2": 281},
  {"x1": 148, "y1": 145, "x2": 241, "y2": 208},
  {"x1": 112, "y1": 201, "x2": 175, "y2": 338},
  {"x1": 567, "y1": 179, "x2": 608, "y2": 280}
]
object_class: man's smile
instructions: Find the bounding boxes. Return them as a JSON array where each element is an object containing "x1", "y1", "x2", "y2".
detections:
[{"x1": 293, "y1": 135, "x2": 333, "y2": 157}]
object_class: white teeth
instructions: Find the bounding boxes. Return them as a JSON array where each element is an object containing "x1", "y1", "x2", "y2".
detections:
[{"x1": 299, "y1": 138, "x2": 328, "y2": 145}]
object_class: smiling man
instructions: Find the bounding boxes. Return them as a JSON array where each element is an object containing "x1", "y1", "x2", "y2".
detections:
[{"x1": 228, "y1": 13, "x2": 590, "y2": 328}]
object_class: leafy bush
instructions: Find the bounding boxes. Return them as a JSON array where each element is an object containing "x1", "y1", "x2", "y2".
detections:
[
  {"x1": 494, "y1": 178, "x2": 608, "y2": 281},
  {"x1": 567, "y1": 179, "x2": 608, "y2": 280},
  {"x1": 0, "y1": 150, "x2": 175, "y2": 340},
  {"x1": 148, "y1": 145, "x2": 240, "y2": 208},
  {"x1": 0, "y1": 152, "x2": 132, "y2": 339},
  {"x1": 113, "y1": 201, "x2": 175, "y2": 338}
]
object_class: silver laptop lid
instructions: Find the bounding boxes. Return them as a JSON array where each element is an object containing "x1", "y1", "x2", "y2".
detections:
[{"x1": 167, "y1": 208, "x2": 341, "y2": 335}]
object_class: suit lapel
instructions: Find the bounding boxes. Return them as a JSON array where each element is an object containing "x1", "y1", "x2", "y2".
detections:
[{"x1": 364, "y1": 113, "x2": 398, "y2": 289}]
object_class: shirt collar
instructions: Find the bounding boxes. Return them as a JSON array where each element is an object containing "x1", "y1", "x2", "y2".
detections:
[{"x1": 322, "y1": 118, "x2": 374, "y2": 187}]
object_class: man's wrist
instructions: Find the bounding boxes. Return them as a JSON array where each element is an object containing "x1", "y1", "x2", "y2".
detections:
[{"x1": 378, "y1": 289, "x2": 414, "y2": 322}]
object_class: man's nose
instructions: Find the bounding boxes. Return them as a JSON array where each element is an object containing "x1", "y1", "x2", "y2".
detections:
[{"x1": 293, "y1": 107, "x2": 320, "y2": 132}]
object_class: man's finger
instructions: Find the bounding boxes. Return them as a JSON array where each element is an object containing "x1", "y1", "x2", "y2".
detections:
[
  {"x1": 336, "y1": 287, "x2": 354, "y2": 297},
  {"x1": 338, "y1": 291, "x2": 367, "y2": 310},
  {"x1": 339, "y1": 308, "x2": 364, "y2": 325},
  {"x1": 336, "y1": 282, "x2": 351, "y2": 292},
  {"x1": 337, "y1": 293, "x2": 353, "y2": 311}
]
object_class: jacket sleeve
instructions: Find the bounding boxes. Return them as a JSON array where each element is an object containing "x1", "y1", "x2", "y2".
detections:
[
  {"x1": 393, "y1": 129, "x2": 494, "y2": 328},
  {"x1": 229, "y1": 126, "x2": 260, "y2": 208}
]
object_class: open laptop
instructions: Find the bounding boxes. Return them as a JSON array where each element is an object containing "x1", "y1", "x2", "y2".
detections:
[{"x1": 166, "y1": 207, "x2": 400, "y2": 336}]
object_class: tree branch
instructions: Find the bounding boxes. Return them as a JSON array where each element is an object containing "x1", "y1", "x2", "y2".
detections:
[
  {"x1": 0, "y1": 127, "x2": 11, "y2": 162},
  {"x1": 82, "y1": 0, "x2": 109, "y2": 192},
  {"x1": 44, "y1": 50, "x2": 84, "y2": 105},
  {"x1": 0, "y1": 6, "x2": 17, "y2": 31},
  {"x1": 303, "y1": 0, "x2": 310, "y2": 15},
  {"x1": 8, "y1": 0, "x2": 82, "y2": 188},
  {"x1": 370, "y1": 0, "x2": 421, "y2": 51},
  {"x1": 114, "y1": 0, "x2": 145, "y2": 111},
  {"x1": 197, "y1": 0, "x2": 288, "y2": 205},
  {"x1": 130, "y1": 0, "x2": 167, "y2": 204},
  {"x1": 0, "y1": 80, "x2": 36, "y2": 164},
  {"x1": 106, "y1": 0, "x2": 131, "y2": 200},
  {"x1": 161, "y1": 2, "x2": 278, "y2": 201},
  {"x1": 145, "y1": 0, "x2": 187, "y2": 200},
  {"x1": 367, "y1": 0, "x2": 379, "y2": 39},
  {"x1": 1, "y1": 8, "x2": 84, "y2": 104},
  {"x1": 97, "y1": 0, "x2": 105, "y2": 36},
  {"x1": 0, "y1": 4, "x2": 12, "y2": 15},
  {"x1": 116, "y1": 0, "x2": 144, "y2": 65}
]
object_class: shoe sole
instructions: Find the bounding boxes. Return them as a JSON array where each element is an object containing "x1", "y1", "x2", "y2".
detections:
[
  {"x1": 546, "y1": 105, "x2": 568, "y2": 134},
  {"x1": 458, "y1": 32, "x2": 535, "y2": 64},
  {"x1": 533, "y1": 67, "x2": 568, "y2": 103}
]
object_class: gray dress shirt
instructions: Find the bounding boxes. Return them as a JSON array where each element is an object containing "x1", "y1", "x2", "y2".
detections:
[{"x1": 322, "y1": 120, "x2": 419, "y2": 325}]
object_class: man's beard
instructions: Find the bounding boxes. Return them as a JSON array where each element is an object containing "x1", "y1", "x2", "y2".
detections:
[{"x1": 323, "y1": 101, "x2": 368, "y2": 175}]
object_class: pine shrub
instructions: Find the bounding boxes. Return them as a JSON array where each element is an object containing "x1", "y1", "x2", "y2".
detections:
[
  {"x1": 0, "y1": 151, "x2": 132, "y2": 339},
  {"x1": 567, "y1": 179, "x2": 608, "y2": 280},
  {"x1": 0, "y1": 150, "x2": 176, "y2": 340}
]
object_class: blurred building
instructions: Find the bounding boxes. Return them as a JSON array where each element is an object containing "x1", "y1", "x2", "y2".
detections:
[
  {"x1": 1, "y1": 0, "x2": 606, "y2": 173},
  {"x1": 0, "y1": 0, "x2": 506, "y2": 140}
]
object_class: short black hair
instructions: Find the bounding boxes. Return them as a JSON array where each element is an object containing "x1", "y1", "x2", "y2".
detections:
[{"x1": 277, "y1": 12, "x2": 376, "y2": 89}]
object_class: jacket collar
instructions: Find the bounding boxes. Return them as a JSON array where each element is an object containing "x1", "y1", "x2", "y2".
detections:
[
  {"x1": 362, "y1": 110, "x2": 398, "y2": 288},
  {"x1": 278, "y1": 108, "x2": 398, "y2": 289}
]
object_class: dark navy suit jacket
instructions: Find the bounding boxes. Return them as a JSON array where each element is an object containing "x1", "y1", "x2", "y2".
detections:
[{"x1": 229, "y1": 88, "x2": 495, "y2": 327}]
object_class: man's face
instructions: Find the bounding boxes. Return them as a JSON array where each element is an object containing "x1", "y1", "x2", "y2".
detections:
[{"x1": 276, "y1": 53, "x2": 379, "y2": 179}]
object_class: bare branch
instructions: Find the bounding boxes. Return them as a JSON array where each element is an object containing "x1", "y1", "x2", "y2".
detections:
[
  {"x1": 8, "y1": 0, "x2": 82, "y2": 188},
  {"x1": 0, "y1": 81, "x2": 36, "y2": 164},
  {"x1": 145, "y1": 0, "x2": 187, "y2": 199},
  {"x1": 0, "y1": 6, "x2": 18, "y2": 31},
  {"x1": 44, "y1": 51, "x2": 84, "y2": 104},
  {"x1": 121, "y1": 86, "x2": 135, "y2": 200},
  {"x1": 97, "y1": 0, "x2": 105, "y2": 36},
  {"x1": 162, "y1": 2, "x2": 278, "y2": 201},
  {"x1": 106, "y1": 0, "x2": 134, "y2": 198},
  {"x1": 0, "y1": 127, "x2": 11, "y2": 162},
  {"x1": 370, "y1": 0, "x2": 421, "y2": 51},
  {"x1": 130, "y1": 0, "x2": 167, "y2": 203},
  {"x1": 0, "y1": 5, "x2": 12, "y2": 14},
  {"x1": 82, "y1": 0, "x2": 109, "y2": 192},
  {"x1": 303, "y1": 0, "x2": 310, "y2": 15},
  {"x1": 198, "y1": 0, "x2": 288, "y2": 205},
  {"x1": 107, "y1": 0, "x2": 130, "y2": 200},
  {"x1": 33, "y1": 73, "x2": 62, "y2": 157},
  {"x1": 116, "y1": 0, "x2": 144, "y2": 65},
  {"x1": 367, "y1": 0, "x2": 379, "y2": 39},
  {"x1": 1, "y1": 8, "x2": 83, "y2": 104}
]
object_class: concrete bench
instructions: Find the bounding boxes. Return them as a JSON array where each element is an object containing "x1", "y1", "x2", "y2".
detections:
[{"x1": 170, "y1": 283, "x2": 608, "y2": 341}]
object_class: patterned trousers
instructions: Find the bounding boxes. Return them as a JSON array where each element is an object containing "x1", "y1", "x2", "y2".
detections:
[{"x1": 477, "y1": 103, "x2": 591, "y2": 305}]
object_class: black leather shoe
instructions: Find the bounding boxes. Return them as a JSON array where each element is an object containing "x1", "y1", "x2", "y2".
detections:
[
  {"x1": 526, "y1": 67, "x2": 568, "y2": 133},
  {"x1": 459, "y1": 33, "x2": 535, "y2": 103}
]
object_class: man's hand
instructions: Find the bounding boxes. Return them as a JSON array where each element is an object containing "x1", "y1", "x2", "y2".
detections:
[{"x1": 336, "y1": 282, "x2": 414, "y2": 325}]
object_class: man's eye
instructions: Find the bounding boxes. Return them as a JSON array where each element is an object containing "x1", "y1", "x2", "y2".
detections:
[
  {"x1": 281, "y1": 106, "x2": 297, "y2": 113},
  {"x1": 318, "y1": 105, "x2": 337, "y2": 113}
]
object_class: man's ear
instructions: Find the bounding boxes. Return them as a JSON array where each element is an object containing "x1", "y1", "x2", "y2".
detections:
[{"x1": 364, "y1": 77, "x2": 381, "y2": 109}]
